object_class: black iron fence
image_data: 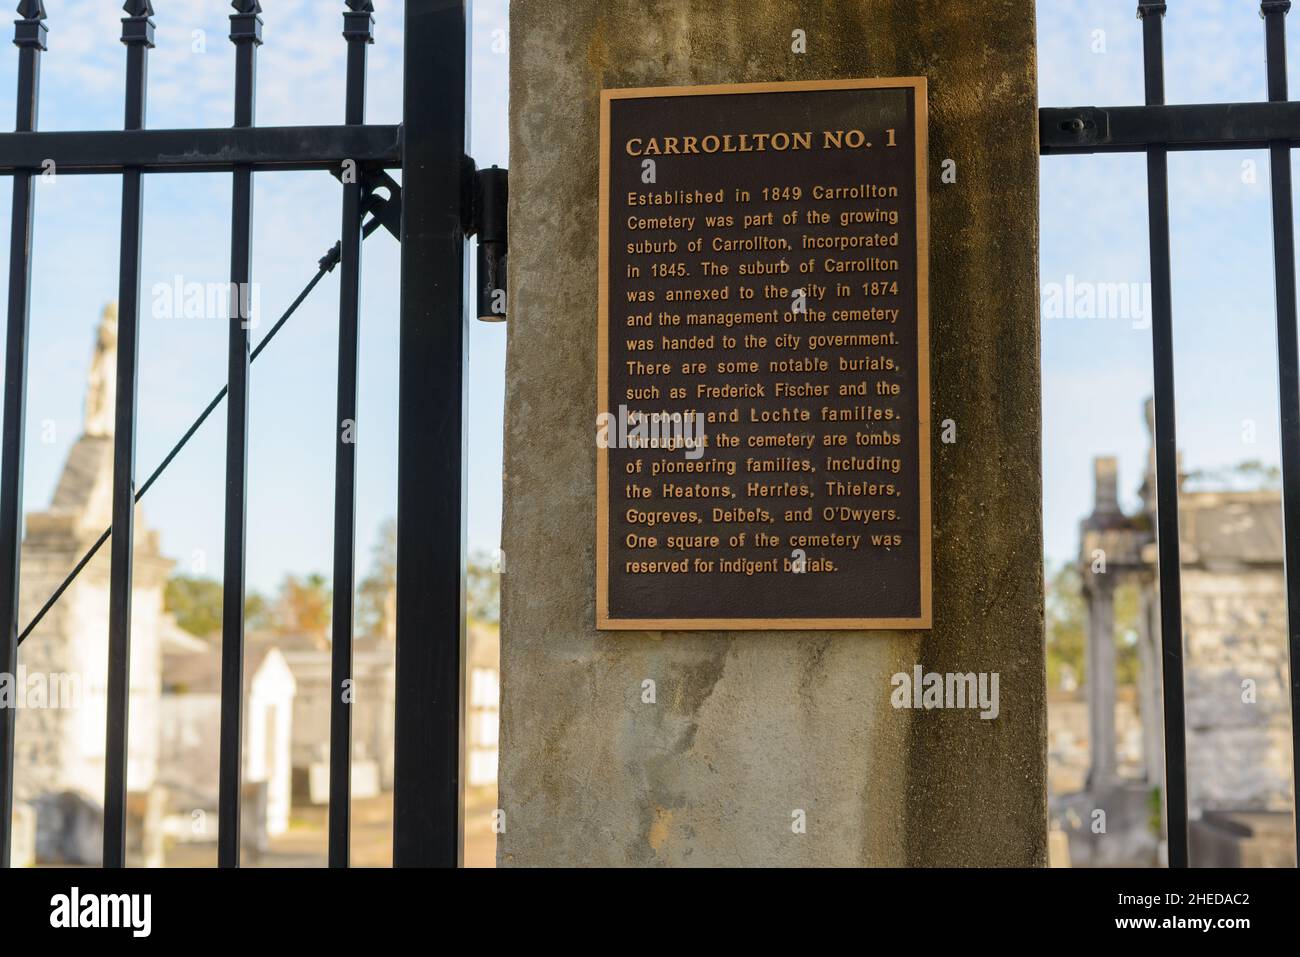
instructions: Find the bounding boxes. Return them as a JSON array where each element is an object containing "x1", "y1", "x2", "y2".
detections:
[
  {"x1": 0, "y1": 0, "x2": 484, "y2": 868},
  {"x1": 1041, "y1": 0, "x2": 1300, "y2": 867}
]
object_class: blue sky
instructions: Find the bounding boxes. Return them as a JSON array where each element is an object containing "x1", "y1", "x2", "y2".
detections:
[
  {"x1": 1040, "y1": 0, "x2": 1291, "y2": 567},
  {"x1": 0, "y1": 0, "x2": 1290, "y2": 604}
]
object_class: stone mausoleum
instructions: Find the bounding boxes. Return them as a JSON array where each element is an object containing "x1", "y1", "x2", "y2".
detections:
[
  {"x1": 11, "y1": 306, "x2": 299, "y2": 865},
  {"x1": 1057, "y1": 400, "x2": 1296, "y2": 867},
  {"x1": 11, "y1": 305, "x2": 172, "y2": 864}
]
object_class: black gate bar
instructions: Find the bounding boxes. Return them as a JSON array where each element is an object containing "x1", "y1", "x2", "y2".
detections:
[
  {"x1": 0, "y1": 0, "x2": 45, "y2": 870},
  {"x1": 1137, "y1": 0, "x2": 1191, "y2": 869},
  {"x1": 1262, "y1": 0, "x2": 1300, "y2": 868},
  {"x1": 393, "y1": 0, "x2": 468, "y2": 867},
  {"x1": 103, "y1": 0, "x2": 154, "y2": 870},
  {"x1": 218, "y1": 0, "x2": 262, "y2": 870},
  {"x1": 329, "y1": 0, "x2": 375, "y2": 870}
]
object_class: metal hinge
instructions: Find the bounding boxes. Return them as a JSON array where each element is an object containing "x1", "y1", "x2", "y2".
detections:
[
  {"x1": 469, "y1": 160, "x2": 508, "y2": 322},
  {"x1": 333, "y1": 156, "x2": 505, "y2": 320}
]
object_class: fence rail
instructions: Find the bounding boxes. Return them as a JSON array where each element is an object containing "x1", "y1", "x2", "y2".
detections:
[{"x1": 0, "y1": 126, "x2": 403, "y2": 173}]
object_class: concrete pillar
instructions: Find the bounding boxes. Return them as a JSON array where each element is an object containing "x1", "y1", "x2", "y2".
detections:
[
  {"x1": 501, "y1": 0, "x2": 1044, "y2": 866},
  {"x1": 1086, "y1": 579, "x2": 1117, "y2": 787}
]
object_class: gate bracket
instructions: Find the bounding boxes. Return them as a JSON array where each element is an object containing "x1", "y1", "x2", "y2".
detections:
[
  {"x1": 1041, "y1": 107, "x2": 1110, "y2": 152},
  {"x1": 360, "y1": 169, "x2": 402, "y2": 240},
  {"x1": 330, "y1": 164, "x2": 402, "y2": 240}
]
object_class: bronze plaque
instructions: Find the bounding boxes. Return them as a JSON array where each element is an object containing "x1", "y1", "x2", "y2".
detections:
[{"x1": 597, "y1": 78, "x2": 930, "y2": 630}]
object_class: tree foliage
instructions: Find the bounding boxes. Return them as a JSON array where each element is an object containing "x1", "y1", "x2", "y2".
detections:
[
  {"x1": 1045, "y1": 562, "x2": 1085, "y2": 691},
  {"x1": 164, "y1": 575, "x2": 225, "y2": 639},
  {"x1": 357, "y1": 517, "x2": 397, "y2": 640},
  {"x1": 271, "y1": 572, "x2": 332, "y2": 645},
  {"x1": 1044, "y1": 561, "x2": 1141, "y2": 691},
  {"x1": 165, "y1": 575, "x2": 270, "y2": 640},
  {"x1": 165, "y1": 573, "x2": 323, "y2": 643},
  {"x1": 467, "y1": 551, "x2": 500, "y2": 624},
  {"x1": 168, "y1": 518, "x2": 501, "y2": 644}
]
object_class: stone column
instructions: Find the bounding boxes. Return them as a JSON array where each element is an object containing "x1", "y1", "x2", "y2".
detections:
[
  {"x1": 1136, "y1": 582, "x2": 1164, "y2": 785},
  {"x1": 1093, "y1": 457, "x2": 1121, "y2": 517},
  {"x1": 1085, "y1": 577, "x2": 1117, "y2": 787},
  {"x1": 501, "y1": 0, "x2": 1044, "y2": 866}
]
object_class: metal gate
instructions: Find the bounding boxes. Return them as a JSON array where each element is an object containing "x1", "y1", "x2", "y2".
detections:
[
  {"x1": 0, "y1": 0, "x2": 491, "y2": 868},
  {"x1": 1041, "y1": 0, "x2": 1300, "y2": 867}
]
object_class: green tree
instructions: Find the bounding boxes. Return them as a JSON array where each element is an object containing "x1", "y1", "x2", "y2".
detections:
[
  {"x1": 1114, "y1": 581, "x2": 1141, "y2": 686},
  {"x1": 357, "y1": 518, "x2": 397, "y2": 640},
  {"x1": 244, "y1": 591, "x2": 270, "y2": 632},
  {"x1": 467, "y1": 551, "x2": 500, "y2": 624},
  {"x1": 165, "y1": 575, "x2": 224, "y2": 638},
  {"x1": 165, "y1": 574, "x2": 268, "y2": 640},
  {"x1": 1045, "y1": 562, "x2": 1142, "y2": 691},
  {"x1": 1184, "y1": 459, "x2": 1282, "y2": 490},
  {"x1": 270, "y1": 572, "x2": 332, "y2": 645},
  {"x1": 1045, "y1": 562, "x2": 1085, "y2": 690},
  {"x1": 355, "y1": 519, "x2": 501, "y2": 633}
]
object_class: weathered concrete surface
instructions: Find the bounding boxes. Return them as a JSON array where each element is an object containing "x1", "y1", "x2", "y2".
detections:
[{"x1": 500, "y1": 0, "x2": 1044, "y2": 866}]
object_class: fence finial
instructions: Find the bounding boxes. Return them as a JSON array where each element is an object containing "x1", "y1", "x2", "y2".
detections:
[
  {"x1": 344, "y1": 0, "x2": 375, "y2": 43},
  {"x1": 14, "y1": 0, "x2": 47, "y2": 49},
  {"x1": 1136, "y1": 0, "x2": 1167, "y2": 18},
  {"x1": 229, "y1": 0, "x2": 262, "y2": 45},
  {"x1": 1261, "y1": 1, "x2": 1292, "y2": 17},
  {"x1": 121, "y1": 0, "x2": 155, "y2": 46}
]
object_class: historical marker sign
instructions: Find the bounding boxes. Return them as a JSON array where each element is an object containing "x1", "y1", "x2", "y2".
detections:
[{"x1": 597, "y1": 78, "x2": 931, "y2": 630}]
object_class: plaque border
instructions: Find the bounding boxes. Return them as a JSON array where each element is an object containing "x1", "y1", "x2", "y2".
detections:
[{"x1": 597, "y1": 77, "x2": 932, "y2": 631}]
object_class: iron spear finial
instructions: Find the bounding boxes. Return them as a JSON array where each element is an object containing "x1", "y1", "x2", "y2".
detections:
[{"x1": 14, "y1": 0, "x2": 47, "y2": 49}]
